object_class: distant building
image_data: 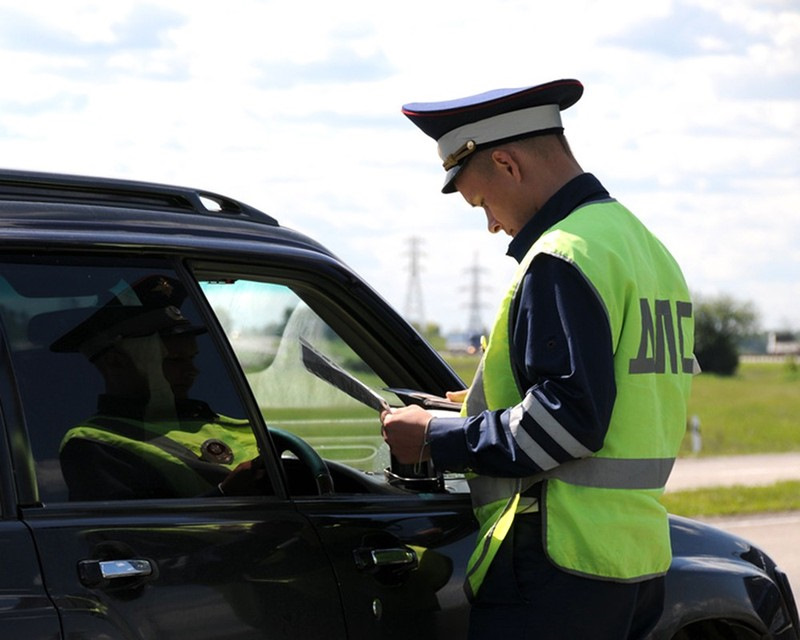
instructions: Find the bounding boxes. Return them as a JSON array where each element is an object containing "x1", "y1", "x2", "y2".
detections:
[{"x1": 766, "y1": 331, "x2": 800, "y2": 355}]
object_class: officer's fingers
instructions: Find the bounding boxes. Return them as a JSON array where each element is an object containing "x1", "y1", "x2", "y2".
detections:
[
  {"x1": 383, "y1": 404, "x2": 425, "y2": 425},
  {"x1": 385, "y1": 406, "x2": 433, "y2": 437},
  {"x1": 381, "y1": 407, "x2": 403, "y2": 426},
  {"x1": 446, "y1": 389, "x2": 468, "y2": 403}
]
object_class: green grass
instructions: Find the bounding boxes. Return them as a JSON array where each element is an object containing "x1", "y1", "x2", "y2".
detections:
[
  {"x1": 661, "y1": 481, "x2": 800, "y2": 518},
  {"x1": 445, "y1": 353, "x2": 483, "y2": 387},
  {"x1": 682, "y1": 360, "x2": 800, "y2": 456}
]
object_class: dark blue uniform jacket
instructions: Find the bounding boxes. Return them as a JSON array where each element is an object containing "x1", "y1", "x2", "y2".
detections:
[{"x1": 430, "y1": 173, "x2": 619, "y2": 477}]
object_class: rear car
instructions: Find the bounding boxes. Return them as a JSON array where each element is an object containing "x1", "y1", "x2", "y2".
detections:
[{"x1": 0, "y1": 169, "x2": 796, "y2": 639}]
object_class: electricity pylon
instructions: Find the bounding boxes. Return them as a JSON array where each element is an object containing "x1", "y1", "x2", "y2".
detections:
[
  {"x1": 404, "y1": 236, "x2": 426, "y2": 327},
  {"x1": 465, "y1": 251, "x2": 488, "y2": 337}
]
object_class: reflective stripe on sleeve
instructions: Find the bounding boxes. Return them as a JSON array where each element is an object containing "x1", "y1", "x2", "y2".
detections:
[
  {"x1": 508, "y1": 402, "x2": 559, "y2": 470},
  {"x1": 509, "y1": 392, "x2": 593, "y2": 465}
]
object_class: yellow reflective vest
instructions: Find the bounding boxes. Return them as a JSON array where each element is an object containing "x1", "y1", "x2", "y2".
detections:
[
  {"x1": 61, "y1": 412, "x2": 259, "y2": 497},
  {"x1": 463, "y1": 199, "x2": 694, "y2": 597}
]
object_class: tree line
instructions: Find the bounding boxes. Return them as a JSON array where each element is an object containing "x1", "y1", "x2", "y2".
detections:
[{"x1": 693, "y1": 293, "x2": 795, "y2": 376}]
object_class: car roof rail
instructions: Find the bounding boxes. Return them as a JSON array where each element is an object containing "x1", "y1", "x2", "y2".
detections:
[{"x1": 0, "y1": 169, "x2": 279, "y2": 226}]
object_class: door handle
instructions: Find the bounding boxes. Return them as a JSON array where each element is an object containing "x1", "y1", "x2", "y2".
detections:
[
  {"x1": 353, "y1": 546, "x2": 418, "y2": 572},
  {"x1": 79, "y1": 558, "x2": 154, "y2": 587}
]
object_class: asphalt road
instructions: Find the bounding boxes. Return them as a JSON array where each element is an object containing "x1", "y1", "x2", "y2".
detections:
[
  {"x1": 666, "y1": 452, "x2": 800, "y2": 492},
  {"x1": 666, "y1": 452, "x2": 800, "y2": 595}
]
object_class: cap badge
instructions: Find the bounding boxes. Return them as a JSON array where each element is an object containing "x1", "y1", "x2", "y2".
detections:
[
  {"x1": 442, "y1": 140, "x2": 476, "y2": 170},
  {"x1": 200, "y1": 438, "x2": 234, "y2": 464}
]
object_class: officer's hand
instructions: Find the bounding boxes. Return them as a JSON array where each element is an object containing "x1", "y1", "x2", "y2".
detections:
[
  {"x1": 380, "y1": 404, "x2": 432, "y2": 465},
  {"x1": 219, "y1": 457, "x2": 266, "y2": 496},
  {"x1": 445, "y1": 389, "x2": 468, "y2": 404}
]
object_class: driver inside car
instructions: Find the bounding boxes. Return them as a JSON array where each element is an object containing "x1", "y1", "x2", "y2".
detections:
[{"x1": 54, "y1": 275, "x2": 266, "y2": 501}]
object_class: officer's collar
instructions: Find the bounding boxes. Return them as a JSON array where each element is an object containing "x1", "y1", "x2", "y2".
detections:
[{"x1": 507, "y1": 173, "x2": 609, "y2": 262}]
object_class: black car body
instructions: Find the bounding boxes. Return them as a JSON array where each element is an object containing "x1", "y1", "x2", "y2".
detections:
[{"x1": 0, "y1": 169, "x2": 796, "y2": 639}]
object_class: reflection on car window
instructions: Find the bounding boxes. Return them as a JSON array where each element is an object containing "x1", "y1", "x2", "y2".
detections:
[
  {"x1": 0, "y1": 258, "x2": 266, "y2": 502},
  {"x1": 200, "y1": 279, "x2": 394, "y2": 475}
]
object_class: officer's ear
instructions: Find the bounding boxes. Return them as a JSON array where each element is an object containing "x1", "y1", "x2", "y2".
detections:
[{"x1": 489, "y1": 148, "x2": 523, "y2": 185}]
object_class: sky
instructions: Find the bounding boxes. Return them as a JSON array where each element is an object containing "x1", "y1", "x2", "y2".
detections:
[{"x1": 0, "y1": 0, "x2": 798, "y2": 335}]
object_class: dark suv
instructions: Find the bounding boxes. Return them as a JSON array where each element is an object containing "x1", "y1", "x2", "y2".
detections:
[{"x1": 0, "y1": 169, "x2": 796, "y2": 639}]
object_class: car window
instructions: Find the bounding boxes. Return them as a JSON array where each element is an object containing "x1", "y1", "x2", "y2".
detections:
[
  {"x1": 0, "y1": 257, "x2": 267, "y2": 503},
  {"x1": 199, "y1": 277, "x2": 396, "y2": 476}
]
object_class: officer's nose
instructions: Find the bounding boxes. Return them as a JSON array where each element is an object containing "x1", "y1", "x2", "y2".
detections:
[{"x1": 486, "y1": 211, "x2": 502, "y2": 234}]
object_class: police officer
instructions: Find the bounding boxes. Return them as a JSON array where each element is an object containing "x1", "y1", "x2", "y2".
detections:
[
  {"x1": 380, "y1": 79, "x2": 695, "y2": 639},
  {"x1": 55, "y1": 275, "x2": 264, "y2": 500}
]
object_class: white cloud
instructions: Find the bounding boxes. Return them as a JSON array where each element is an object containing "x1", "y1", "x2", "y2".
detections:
[{"x1": 0, "y1": 0, "x2": 797, "y2": 333}]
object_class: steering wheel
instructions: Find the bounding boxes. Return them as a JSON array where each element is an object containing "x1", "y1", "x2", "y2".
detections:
[{"x1": 268, "y1": 427, "x2": 334, "y2": 495}]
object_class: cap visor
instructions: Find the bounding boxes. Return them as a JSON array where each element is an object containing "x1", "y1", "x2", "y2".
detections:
[{"x1": 442, "y1": 165, "x2": 462, "y2": 194}]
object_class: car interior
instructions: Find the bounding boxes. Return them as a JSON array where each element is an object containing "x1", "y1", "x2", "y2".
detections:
[{"x1": 0, "y1": 255, "x2": 444, "y2": 505}]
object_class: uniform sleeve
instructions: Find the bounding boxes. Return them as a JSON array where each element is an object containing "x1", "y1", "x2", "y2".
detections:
[{"x1": 429, "y1": 254, "x2": 616, "y2": 476}]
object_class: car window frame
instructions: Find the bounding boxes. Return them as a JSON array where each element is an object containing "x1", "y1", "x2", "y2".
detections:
[
  {"x1": 0, "y1": 247, "x2": 466, "y2": 509},
  {"x1": 0, "y1": 320, "x2": 27, "y2": 512},
  {"x1": 0, "y1": 252, "x2": 288, "y2": 506},
  {"x1": 188, "y1": 255, "x2": 471, "y2": 494},
  {"x1": 188, "y1": 254, "x2": 463, "y2": 395}
]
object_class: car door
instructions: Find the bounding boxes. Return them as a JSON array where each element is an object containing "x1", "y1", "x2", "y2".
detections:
[
  {"x1": 193, "y1": 260, "x2": 477, "y2": 639},
  {"x1": 2, "y1": 252, "x2": 477, "y2": 639},
  {"x1": 0, "y1": 437, "x2": 61, "y2": 638},
  {"x1": 0, "y1": 255, "x2": 348, "y2": 639},
  {"x1": 294, "y1": 492, "x2": 476, "y2": 639}
]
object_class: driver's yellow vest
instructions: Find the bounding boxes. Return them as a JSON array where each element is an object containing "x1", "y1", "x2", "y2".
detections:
[
  {"x1": 463, "y1": 199, "x2": 694, "y2": 597},
  {"x1": 61, "y1": 415, "x2": 259, "y2": 496}
]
